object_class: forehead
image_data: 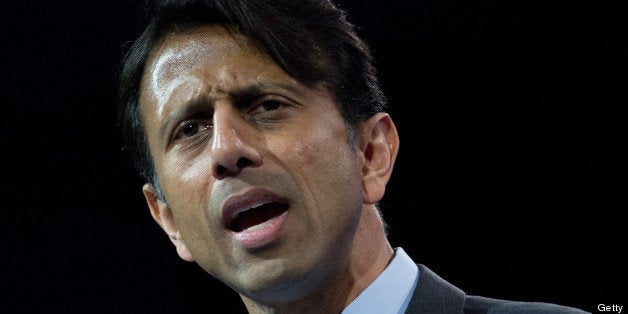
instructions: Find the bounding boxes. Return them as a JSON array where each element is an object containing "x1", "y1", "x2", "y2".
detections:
[
  {"x1": 139, "y1": 25, "x2": 282, "y2": 115},
  {"x1": 153, "y1": 25, "x2": 253, "y2": 64},
  {"x1": 143, "y1": 25, "x2": 259, "y2": 87}
]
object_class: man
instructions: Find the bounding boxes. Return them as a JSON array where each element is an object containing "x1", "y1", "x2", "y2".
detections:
[{"x1": 118, "y1": 0, "x2": 588, "y2": 312}]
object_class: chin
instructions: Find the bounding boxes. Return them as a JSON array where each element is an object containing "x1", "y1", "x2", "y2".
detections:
[{"x1": 232, "y1": 256, "x2": 328, "y2": 304}]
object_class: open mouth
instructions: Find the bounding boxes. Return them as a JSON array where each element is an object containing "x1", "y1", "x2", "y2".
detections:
[{"x1": 228, "y1": 202, "x2": 289, "y2": 232}]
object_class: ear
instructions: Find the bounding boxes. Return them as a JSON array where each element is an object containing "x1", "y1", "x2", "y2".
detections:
[
  {"x1": 142, "y1": 184, "x2": 195, "y2": 262},
  {"x1": 358, "y1": 113, "x2": 400, "y2": 205}
]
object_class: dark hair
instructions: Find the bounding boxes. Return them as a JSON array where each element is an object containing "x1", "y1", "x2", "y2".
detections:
[{"x1": 117, "y1": 0, "x2": 387, "y2": 189}]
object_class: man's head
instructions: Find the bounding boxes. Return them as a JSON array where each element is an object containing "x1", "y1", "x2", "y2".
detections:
[
  {"x1": 119, "y1": 0, "x2": 387, "y2": 192},
  {"x1": 118, "y1": 0, "x2": 399, "y2": 309}
]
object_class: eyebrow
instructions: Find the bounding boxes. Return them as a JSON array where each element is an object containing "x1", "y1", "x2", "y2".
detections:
[{"x1": 156, "y1": 82, "x2": 300, "y2": 142}]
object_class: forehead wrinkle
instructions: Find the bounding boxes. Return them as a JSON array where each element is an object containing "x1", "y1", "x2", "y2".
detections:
[
  {"x1": 149, "y1": 44, "x2": 211, "y2": 116},
  {"x1": 145, "y1": 28, "x2": 256, "y2": 116}
]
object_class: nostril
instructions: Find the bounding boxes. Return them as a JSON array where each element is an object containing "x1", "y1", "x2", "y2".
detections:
[
  {"x1": 236, "y1": 157, "x2": 253, "y2": 169},
  {"x1": 216, "y1": 165, "x2": 229, "y2": 177},
  {"x1": 215, "y1": 158, "x2": 253, "y2": 178}
]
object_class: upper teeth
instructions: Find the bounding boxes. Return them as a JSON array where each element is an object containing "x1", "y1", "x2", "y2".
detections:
[{"x1": 233, "y1": 202, "x2": 267, "y2": 219}]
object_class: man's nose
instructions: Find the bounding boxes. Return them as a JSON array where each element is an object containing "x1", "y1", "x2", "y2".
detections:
[{"x1": 209, "y1": 106, "x2": 263, "y2": 179}]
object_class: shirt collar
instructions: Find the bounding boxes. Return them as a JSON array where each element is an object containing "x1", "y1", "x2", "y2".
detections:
[{"x1": 342, "y1": 247, "x2": 420, "y2": 314}]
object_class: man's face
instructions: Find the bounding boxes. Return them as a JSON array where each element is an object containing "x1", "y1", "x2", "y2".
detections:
[{"x1": 139, "y1": 26, "x2": 364, "y2": 301}]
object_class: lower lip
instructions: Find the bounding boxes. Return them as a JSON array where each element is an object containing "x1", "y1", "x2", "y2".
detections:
[{"x1": 231, "y1": 210, "x2": 288, "y2": 249}]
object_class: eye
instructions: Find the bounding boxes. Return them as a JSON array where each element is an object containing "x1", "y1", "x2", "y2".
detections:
[
  {"x1": 259, "y1": 100, "x2": 282, "y2": 111},
  {"x1": 174, "y1": 120, "x2": 211, "y2": 140},
  {"x1": 250, "y1": 99, "x2": 288, "y2": 114}
]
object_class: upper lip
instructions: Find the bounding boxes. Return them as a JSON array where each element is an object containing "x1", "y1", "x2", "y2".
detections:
[{"x1": 221, "y1": 188, "x2": 288, "y2": 230}]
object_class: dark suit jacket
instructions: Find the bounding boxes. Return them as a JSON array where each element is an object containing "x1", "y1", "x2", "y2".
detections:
[{"x1": 406, "y1": 264, "x2": 590, "y2": 313}]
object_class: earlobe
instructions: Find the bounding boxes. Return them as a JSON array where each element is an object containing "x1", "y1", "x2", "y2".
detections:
[
  {"x1": 358, "y1": 113, "x2": 400, "y2": 204},
  {"x1": 142, "y1": 184, "x2": 195, "y2": 262}
]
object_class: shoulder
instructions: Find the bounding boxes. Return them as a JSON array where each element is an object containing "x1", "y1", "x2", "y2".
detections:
[
  {"x1": 406, "y1": 264, "x2": 589, "y2": 314},
  {"x1": 464, "y1": 295, "x2": 590, "y2": 314}
]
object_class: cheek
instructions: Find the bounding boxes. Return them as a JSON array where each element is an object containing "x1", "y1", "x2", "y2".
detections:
[
  {"x1": 179, "y1": 154, "x2": 213, "y2": 186},
  {"x1": 272, "y1": 120, "x2": 353, "y2": 168},
  {"x1": 272, "y1": 127, "x2": 362, "y2": 202},
  {"x1": 273, "y1": 136, "x2": 338, "y2": 175},
  {"x1": 160, "y1": 155, "x2": 214, "y2": 221},
  {"x1": 285, "y1": 141, "x2": 314, "y2": 168}
]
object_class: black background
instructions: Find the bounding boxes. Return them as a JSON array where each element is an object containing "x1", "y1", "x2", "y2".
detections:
[{"x1": 2, "y1": 0, "x2": 625, "y2": 313}]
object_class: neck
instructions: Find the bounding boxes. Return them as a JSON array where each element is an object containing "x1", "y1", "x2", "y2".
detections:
[{"x1": 241, "y1": 204, "x2": 393, "y2": 313}]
